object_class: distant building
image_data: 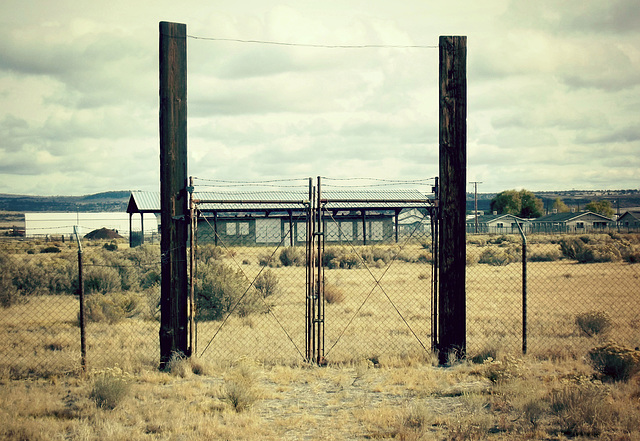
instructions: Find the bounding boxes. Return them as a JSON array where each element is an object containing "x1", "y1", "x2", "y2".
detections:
[
  {"x1": 127, "y1": 189, "x2": 434, "y2": 247},
  {"x1": 24, "y1": 212, "x2": 157, "y2": 238},
  {"x1": 530, "y1": 211, "x2": 614, "y2": 233},
  {"x1": 617, "y1": 211, "x2": 640, "y2": 231},
  {"x1": 466, "y1": 213, "x2": 529, "y2": 234}
]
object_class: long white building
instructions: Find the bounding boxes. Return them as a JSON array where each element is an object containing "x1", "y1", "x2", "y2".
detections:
[{"x1": 24, "y1": 212, "x2": 158, "y2": 237}]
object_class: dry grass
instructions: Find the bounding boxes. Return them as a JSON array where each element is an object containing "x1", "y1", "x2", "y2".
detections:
[{"x1": 1, "y1": 355, "x2": 640, "y2": 440}]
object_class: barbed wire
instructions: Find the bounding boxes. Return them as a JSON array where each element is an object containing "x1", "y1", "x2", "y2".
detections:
[{"x1": 187, "y1": 35, "x2": 438, "y2": 49}]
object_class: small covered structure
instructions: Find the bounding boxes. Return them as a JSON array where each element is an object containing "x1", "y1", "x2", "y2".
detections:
[
  {"x1": 126, "y1": 191, "x2": 161, "y2": 246},
  {"x1": 126, "y1": 189, "x2": 433, "y2": 247}
]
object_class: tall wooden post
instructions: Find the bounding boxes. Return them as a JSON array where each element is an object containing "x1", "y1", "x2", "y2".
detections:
[
  {"x1": 438, "y1": 35, "x2": 467, "y2": 365},
  {"x1": 159, "y1": 21, "x2": 189, "y2": 369}
]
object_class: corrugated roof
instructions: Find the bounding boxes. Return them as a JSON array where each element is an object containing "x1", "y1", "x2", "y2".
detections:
[
  {"x1": 127, "y1": 191, "x2": 160, "y2": 213},
  {"x1": 127, "y1": 189, "x2": 433, "y2": 213}
]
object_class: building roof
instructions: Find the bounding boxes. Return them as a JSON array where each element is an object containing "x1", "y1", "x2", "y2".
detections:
[
  {"x1": 127, "y1": 190, "x2": 433, "y2": 214},
  {"x1": 127, "y1": 191, "x2": 160, "y2": 213},
  {"x1": 465, "y1": 213, "x2": 527, "y2": 224},
  {"x1": 618, "y1": 211, "x2": 640, "y2": 221},
  {"x1": 532, "y1": 211, "x2": 614, "y2": 223}
]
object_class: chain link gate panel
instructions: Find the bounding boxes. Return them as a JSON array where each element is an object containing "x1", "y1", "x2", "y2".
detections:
[
  {"x1": 317, "y1": 183, "x2": 436, "y2": 363},
  {"x1": 191, "y1": 193, "x2": 312, "y2": 365}
]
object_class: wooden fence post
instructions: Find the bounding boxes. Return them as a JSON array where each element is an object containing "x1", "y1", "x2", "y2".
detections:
[
  {"x1": 438, "y1": 35, "x2": 467, "y2": 365},
  {"x1": 159, "y1": 21, "x2": 189, "y2": 369}
]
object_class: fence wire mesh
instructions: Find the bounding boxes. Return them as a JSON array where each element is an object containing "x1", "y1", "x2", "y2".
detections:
[
  {"x1": 466, "y1": 232, "x2": 640, "y2": 358},
  {"x1": 0, "y1": 237, "x2": 161, "y2": 378},
  {"x1": 321, "y1": 210, "x2": 434, "y2": 362},
  {"x1": 1, "y1": 209, "x2": 639, "y2": 378},
  {"x1": 193, "y1": 208, "x2": 310, "y2": 364}
]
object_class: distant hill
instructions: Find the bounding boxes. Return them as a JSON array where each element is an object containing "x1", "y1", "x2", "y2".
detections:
[{"x1": 0, "y1": 191, "x2": 130, "y2": 213}]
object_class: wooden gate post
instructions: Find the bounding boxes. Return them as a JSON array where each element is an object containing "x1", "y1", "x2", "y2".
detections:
[
  {"x1": 438, "y1": 35, "x2": 467, "y2": 365},
  {"x1": 159, "y1": 21, "x2": 189, "y2": 369}
]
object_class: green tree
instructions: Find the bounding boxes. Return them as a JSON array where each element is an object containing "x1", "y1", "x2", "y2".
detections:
[
  {"x1": 490, "y1": 190, "x2": 521, "y2": 215},
  {"x1": 552, "y1": 197, "x2": 570, "y2": 213},
  {"x1": 490, "y1": 189, "x2": 544, "y2": 218},
  {"x1": 585, "y1": 200, "x2": 614, "y2": 218}
]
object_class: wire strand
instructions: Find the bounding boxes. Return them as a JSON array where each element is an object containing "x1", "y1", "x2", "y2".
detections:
[{"x1": 187, "y1": 35, "x2": 437, "y2": 49}]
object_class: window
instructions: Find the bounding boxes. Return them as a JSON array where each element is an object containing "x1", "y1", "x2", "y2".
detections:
[
  {"x1": 238, "y1": 222, "x2": 249, "y2": 235},
  {"x1": 341, "y1": 222, "x2": 353, "y2": 240},
  {"x1": 256, "y1": 218, "x2": 281, "y2": 243},
  {"x1": 370, "y1": 221, "x2": 383, "y2": 240},
  {"x1": 576, "y1": 222, "x2": 584, "y2": 229},
  {"x1": 496, "y1": 223, "x2": 504, "y2": 228},
  {"x1": 226, "y1": 222, "x2": 236, "y2": 235}
]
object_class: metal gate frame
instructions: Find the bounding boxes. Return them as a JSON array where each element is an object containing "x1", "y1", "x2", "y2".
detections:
[{"x1": 189, "y1": 177, "x2": 438, "y2": 365}]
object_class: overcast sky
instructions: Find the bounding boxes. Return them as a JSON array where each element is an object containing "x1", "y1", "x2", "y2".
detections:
[{"x1": 1, "y1": 1, "x2": 639, "y2": 196}]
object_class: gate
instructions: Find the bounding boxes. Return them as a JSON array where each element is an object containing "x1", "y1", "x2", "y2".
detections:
[{"x1": 189, "y1": 177, "x2": 436, "y2": 364}]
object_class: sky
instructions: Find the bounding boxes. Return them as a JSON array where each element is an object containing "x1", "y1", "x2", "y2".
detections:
[{"x1": 0, "y1": 0, "x2": 639, "y2": 196}]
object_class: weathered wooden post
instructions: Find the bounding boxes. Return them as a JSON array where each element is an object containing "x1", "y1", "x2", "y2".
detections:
[
  {"x1": 438, "y1": 35, "x2": 467, "y2": 365},
  {"x1": 159, "y1": 21, "x2": 189, "y2": 369}
]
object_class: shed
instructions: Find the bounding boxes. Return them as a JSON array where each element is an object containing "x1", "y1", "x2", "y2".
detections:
[
  {"x1": 127, "y1": 189, "x2": 433, "y2": 247},
  {"x1": 530, "y1": 211, "x2": 614, "y2": 233}
]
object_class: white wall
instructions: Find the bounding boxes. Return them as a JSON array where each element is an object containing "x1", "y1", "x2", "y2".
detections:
[{"x1": 24, "y1": 212, "x2": 158, "y2": 237}]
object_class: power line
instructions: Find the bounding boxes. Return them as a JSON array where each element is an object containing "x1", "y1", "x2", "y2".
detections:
[{"x1": 187, "y1": 35, "x2": 437, "y2": 49}]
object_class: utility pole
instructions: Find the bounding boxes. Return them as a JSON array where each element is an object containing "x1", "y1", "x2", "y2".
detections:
[
  {"x1": 470, "y1": 181, "x2": 482, "y2": 234},
  {"x1": 159, "y1": 21, "x2": 189, "y2": 369},
  {"x1": 438, "y1": 35, "x2": 467, "y2": 365}
]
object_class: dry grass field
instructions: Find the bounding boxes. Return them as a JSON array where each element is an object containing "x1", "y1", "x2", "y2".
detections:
[{"x1": 1, "y1": 234, "x2": 640, "y2": 439}]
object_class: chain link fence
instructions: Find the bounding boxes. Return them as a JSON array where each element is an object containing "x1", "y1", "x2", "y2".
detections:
[
  {"x1": 466, "y1": 231, "x2": 640, "y2": 358},
  {"x1": 0, "y1": 237, "x2": 161, "y2": 378},
  {"x1": 2, "y1": 214, "x2": 639, "y2": 378}
]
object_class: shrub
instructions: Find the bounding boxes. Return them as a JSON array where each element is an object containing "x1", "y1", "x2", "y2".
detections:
[
  {"x1": 560, "y1": 238, "x2": 622, "y2": 263},
  {"x1": 340, "y1": 252, "x2": 361, "y2": 269},
  {"x1": 196, "y1": 261, "x2": 267, "y2": 320},
  {"x1": 416, "y1": 251, "x2": 433, "y2": 263},
  {"x1": 550, "y1": 383, "x2": 612, "y2": 436},
  {"x1": 222, "y1": 362, "x2": 259, "y2": 412},
  {"x1": 588, "y1": 343, "x2": 640, "y2": 382},
  {"x1": 575, "y1": 311, "x2": 612, "y2": 337},
  {"x1": 279, "y1": 247, "x2": 304, "y2": 266},
  {"x1": 483, "y1": 355, "x2": 522, "y2": 383},
  {"x1": 622, "y1": 248, "x2": 640, "y2": 263},
  {"x1": 90, "y1": 367, "x2": 132, "y2": 410},
  {"x1": 258, "y1": 252, "x2": 279, "y2": 267},
  {"x1": 103, "y1": 241, "x2": 118, "y2": 251},
  {"x1": 84, "y1": 292, "x2": 146, "y2": 324},
  {"x1": 528, "y1": 249, "x2": 562, "y2": 262},
  {"x1": 40, "y1": 246, "x2": 61, "y2": 253},
  {"x1": 324, "y1": 283, "x2": 345, "y2": 304},
  {"x1": 198, "y1": 244, "x2": 225, "y2": 263},
  {"x1": 254, "y1": 269, "x2": 279, "y2": 297},
  {"x1": 84, "y1": 265, "x2": 121, "y2": 294},
  {"x1": 478, "y1": 247, "x2": 517, "y2": 266},
  {"x1": 0, "y1": 274, "x2": 20, "y2": 308}
]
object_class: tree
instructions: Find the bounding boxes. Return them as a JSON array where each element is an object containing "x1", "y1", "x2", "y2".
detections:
[
  {"x1": 552, "y1": 197, "x2": 570, "y2": 213},
  {"x1": 490, "y1": 189, "x2": 544, "y2": 218},
  {"x1": 490, "y1": 190, "x2": 521, "y2": 215},
  {"x1": 585, "y1": 200, "x2": 614, "y2": 218}
]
